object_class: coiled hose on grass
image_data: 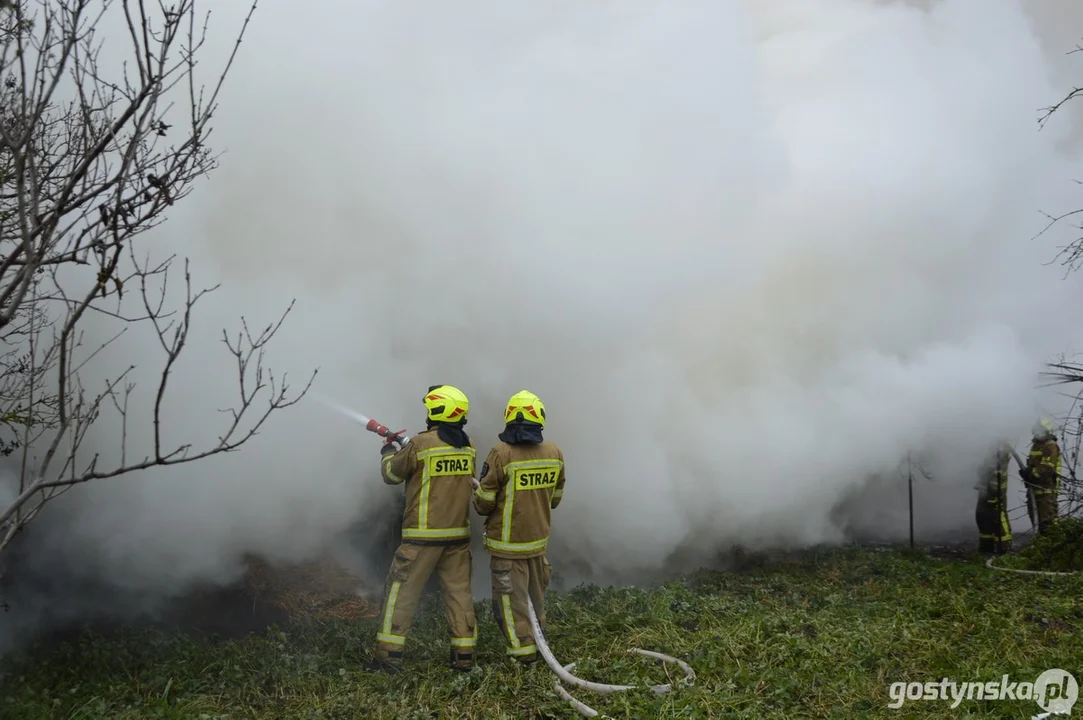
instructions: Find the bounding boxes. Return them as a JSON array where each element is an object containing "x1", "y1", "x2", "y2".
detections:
[{"x1": 527, "y1": 598, "x2": 696, "y2": 718}]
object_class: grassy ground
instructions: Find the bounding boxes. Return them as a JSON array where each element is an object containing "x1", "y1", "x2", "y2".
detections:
[
  {"x1": 1, "y1": 546, "x2": 1080, "y2": 719},
  {"x1": 993, "y1": 517, "x2": 1083, "y2": 573}
]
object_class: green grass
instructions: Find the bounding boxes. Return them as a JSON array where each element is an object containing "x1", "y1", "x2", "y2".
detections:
[
  {"x1": 994, "y1": 517, "x2": 1083, "y2": 573},
  {"x1": 1, "y1": 546, "x2": 1081, "y2": 719}
]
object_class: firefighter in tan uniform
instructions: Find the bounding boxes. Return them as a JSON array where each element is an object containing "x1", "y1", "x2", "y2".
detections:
[
  {"x1": 975, "y1": 442, "x2": 1012, "y2": 555},
  {"x1": 368, "y1": 385, "x2": 478, "y2": 674},
  {"x1": 473, "y1": 390, "x2": 566, "y2": 664},
  {"x1": 1021, "y1": 419, "x2": 1062, "y2": 535}
]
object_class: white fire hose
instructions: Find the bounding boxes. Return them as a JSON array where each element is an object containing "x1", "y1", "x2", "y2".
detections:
[
  {"x1": 527, "y1": 598, "x2": 696, "y2": 718},
  {"x1": 984, "y1": 556, "x2": 1077, "y2": 577}
]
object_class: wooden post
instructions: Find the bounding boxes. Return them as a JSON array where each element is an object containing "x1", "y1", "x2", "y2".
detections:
[{"x1": 908, "y1": 454, "x2": 915, "y2": 549}]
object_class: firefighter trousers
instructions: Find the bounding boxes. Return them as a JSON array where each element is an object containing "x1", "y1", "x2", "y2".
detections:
[
  {"x1": 374, "y1": 540, "x2": 477, "y2": 668},
  {"x1": 1027, "y1": 482, "x2": 1059, "y2": 534},
  {"x1": 490, "y1": 554, "x2": 552, "y2": 662},
  {"x1": 975, "y1": 497, "x2": 1011, "y2": 555}
]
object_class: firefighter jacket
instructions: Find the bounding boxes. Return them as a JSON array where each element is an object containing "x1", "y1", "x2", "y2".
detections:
[
  {"x1": 1026, "y1": 437, "x2": 1062, "y2": 496},
  {"x1": 977, "y1": 446, "x2": 1010, "y2": 503},
  {"x1": 472, "y1": 440, "x2": 565, "y2": 559},
  {"x1": 381, "y1": 428, "x2": 476, "y2": 544}
]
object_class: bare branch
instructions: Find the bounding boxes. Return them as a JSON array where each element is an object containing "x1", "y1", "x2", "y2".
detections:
[
  {"x1": 1034, "y1": 37, "x2": 1083, "y2": 275},
  {"x1": 0, "y1": 0, "x2": 314, "y2": 561}
]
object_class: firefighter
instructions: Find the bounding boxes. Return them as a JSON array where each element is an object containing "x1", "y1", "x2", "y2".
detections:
[
  {"x1": 975, "y1": 442, "x2": 1012, "y2": 555},
  {"x1": 1021, "y1": 419, "x2": 1062, "y2": 535},
  {"x1": 473, "y1": 390, "x2": 566, "y2": 664},
  {"x1": 368, "y1": 384, "x2": 478, "y2": 675}
]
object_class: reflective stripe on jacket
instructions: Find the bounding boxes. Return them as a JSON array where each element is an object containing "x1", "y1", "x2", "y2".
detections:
[
  {"x1": 1026, "y1": 438, "x2": 1062, "y2": 497},
  {"x1": 978, "y1": 447, "x2": 1010, "y2": 505},
  {"x1": 382, "y1": 428, "x2": 475, "y2": 543},
  {"x1": 473, "y1": 440, "x2": 565, "y2": 559}
]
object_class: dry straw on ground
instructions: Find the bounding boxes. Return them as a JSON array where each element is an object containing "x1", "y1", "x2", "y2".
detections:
[{"x1": 242, "y1": 553, "x2": 380, "y2": 622}]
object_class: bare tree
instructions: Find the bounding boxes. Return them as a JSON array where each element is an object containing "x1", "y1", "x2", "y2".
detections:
[
  {"x1": 1034, "y1": 43, "x2": 1083, "y2": 273},
  {"x1": 1026, "y1": 41, "x2": 1083, "y2": 521},
  {"x1": 0, "y1": 0, "x2": 315, "y2": 558}
]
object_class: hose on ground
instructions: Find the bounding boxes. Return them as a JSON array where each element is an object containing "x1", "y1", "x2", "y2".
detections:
[
  {"x1": 985, "y1": 556, "x2": 1077, "y2": 576},
  {"x1": 527, "y1": 597, "x2": 696, "y2": 718},
  {"x1": 553, "y1": 667, "x2": 599, "y2": 718}
]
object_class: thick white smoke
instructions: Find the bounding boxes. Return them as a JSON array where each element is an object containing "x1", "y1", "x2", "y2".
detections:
[{"x1": 6, "y1": 0, "x2": 1083, "y2": 633}]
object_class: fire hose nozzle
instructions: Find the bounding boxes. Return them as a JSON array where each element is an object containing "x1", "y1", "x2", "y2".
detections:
[{"x1": 366, "y1": 418, "x2": 407, "y2": 446}]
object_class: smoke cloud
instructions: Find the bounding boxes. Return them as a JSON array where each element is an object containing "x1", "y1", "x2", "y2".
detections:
[{"x1": 6, "y1": 0, "x2": 1083, "y2": 643}]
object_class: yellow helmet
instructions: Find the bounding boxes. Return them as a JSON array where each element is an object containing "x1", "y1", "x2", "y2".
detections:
[
  {"x1": 505, "y1": 390, "x2": 546, "y2": 426},
  {"x1": 1033, "y1": 418, "x2": 1055, "y2": 438},
  {"x1": 423, "y1": 385, "x2": 469, "y2": 423}
]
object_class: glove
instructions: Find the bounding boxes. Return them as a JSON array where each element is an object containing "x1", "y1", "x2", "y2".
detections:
[
  {"x1": 380, "y1": 442, "x2": 397, "y2": 456},
  {"x1": 1018, "y1": 469, "x2": 1033, "y2": 484}
]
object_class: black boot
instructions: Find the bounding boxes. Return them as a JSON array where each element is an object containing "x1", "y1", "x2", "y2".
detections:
[
  {"x1": 449, "y1": 648, "x2": 475, "y2": 672},
  {"x1": 365, "y1": 648, "x2": 403, "y2": 675},
  {"x1": 365, "y1": 659, "x2": 402, "y2": 675}
]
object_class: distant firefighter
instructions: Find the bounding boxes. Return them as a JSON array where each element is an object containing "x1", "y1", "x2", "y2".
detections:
[
  {"x1": 975, "y1": 442, "x2": 1012, "y2": 555},
  {"x1": 1022, "y1": 419, "x2": 1062, "y2": 535}
]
